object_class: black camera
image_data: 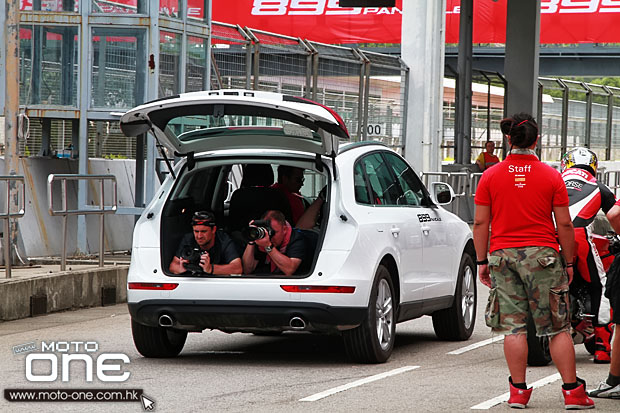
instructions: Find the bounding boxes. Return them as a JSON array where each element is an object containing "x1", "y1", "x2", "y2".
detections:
[
  {"x1": 247, "y1": 219, "x2": 275, "y2": 241},
  {"x1": 181, "y1": 246, "x2": 203, "y2": 272}
]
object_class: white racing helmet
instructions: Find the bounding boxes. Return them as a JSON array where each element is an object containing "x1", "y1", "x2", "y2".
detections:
[{"x1": 561, "y1": 147, "x2": 598, "y2": 174}]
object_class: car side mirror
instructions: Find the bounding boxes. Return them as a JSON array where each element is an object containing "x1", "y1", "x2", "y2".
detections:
[{"x1": 429, "y1": 182, "x2": 454, "y2": 205}]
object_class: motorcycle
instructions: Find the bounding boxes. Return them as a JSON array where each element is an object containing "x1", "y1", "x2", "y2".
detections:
[{"x1": 527, "y1": 231, "x2": 620, "y2": 366}]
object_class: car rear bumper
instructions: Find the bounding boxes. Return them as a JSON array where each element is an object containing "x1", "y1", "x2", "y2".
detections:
[{"x1": 128, "y1": 299, "x2": 367, "y2": 333}]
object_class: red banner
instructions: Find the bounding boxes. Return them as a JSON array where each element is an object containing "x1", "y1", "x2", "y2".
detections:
[
  {"x1": 213, "y1": 0, "x2": 403, "y2": 44},
  {"x1": 213, "y1": 0, "x2": 620, "y2": 45}
]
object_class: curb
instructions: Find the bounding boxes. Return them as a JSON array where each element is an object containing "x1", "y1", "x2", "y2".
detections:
[{"x1": 0, "y1": 266, "x2": 129, "y2": 321}]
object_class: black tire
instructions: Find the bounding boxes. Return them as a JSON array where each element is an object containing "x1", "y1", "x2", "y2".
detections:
[
  {"x1": 131, "y1": 318, "x2": 188, "y2": 358},
  {"x1": 343, "y1": 264, "x2": 396, "y2": 363},
  {"x1": 432, "y1": 254, "x2": 477, "y2": 340},
  {"x1": 526, "y1": 315, "x2": 552, "y2": 366}
]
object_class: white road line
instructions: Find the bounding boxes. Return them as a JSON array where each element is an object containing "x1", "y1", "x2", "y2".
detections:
[
  {"x1": 447, "y1": 335, "x2": 504, "y2": 355},
  {"x1": 470, "y1": 373, "x2": 561, "y2": 410},
  {"x1": 299, "y1": 365, "x2": 420, "y2": 402},
  {"x1": 197, "y1": 351, "x2": 245, "y2": 354}
]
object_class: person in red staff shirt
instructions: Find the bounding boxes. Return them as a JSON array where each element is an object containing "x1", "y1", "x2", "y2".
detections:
[{"x1": 473, "y1": 113, "x2": 593, "y2": 409}]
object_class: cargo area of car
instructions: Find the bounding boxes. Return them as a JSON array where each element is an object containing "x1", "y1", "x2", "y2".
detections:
[{"x1": 159, "y1": 157, "x2": 329, "y2": 278}]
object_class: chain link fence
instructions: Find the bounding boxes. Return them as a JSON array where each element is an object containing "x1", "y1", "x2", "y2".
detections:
[
  {"x1": 208, "y1": 24, "x2": 409, "y2": 151},
  {"x1": 442, "y1": 68, "x2": 507, "y2": 164},
  {"x1": 442, "y1": 70, "x2": 620, "y2": 166},
  {"x1": 537, "y1": 78, "x2": 620, "y2": 163},
  {"x1": 16, "y1": 19, "x2": 620, "y2": 165},
  {"x1": 210, "y1": 22, "x2": 252, "y2": 90}
]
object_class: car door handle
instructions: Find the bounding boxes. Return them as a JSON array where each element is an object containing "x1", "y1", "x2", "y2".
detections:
[{"x1": 421, "y1": 225, "x2": 431, "y2": 235}]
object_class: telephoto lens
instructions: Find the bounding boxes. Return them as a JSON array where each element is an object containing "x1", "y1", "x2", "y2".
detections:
[
  {"x1": 247, "y1": 219, "x2": 274, "y2": 241},
  {"x1": 247, "y1": 226, "x2": 267, "y2": 240}
]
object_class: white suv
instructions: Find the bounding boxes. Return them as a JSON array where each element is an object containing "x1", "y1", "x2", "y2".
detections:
[{"x1": 120, "y1": 90, "x2": 476, "y2": 363}]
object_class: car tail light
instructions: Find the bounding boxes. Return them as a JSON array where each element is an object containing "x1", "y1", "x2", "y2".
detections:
[
  {"x1": 128, "y1": 282, "x2": 179, "y2": 290},
  {"x1": 280, "y1": 285, "x2": 355, "y2": 294}
]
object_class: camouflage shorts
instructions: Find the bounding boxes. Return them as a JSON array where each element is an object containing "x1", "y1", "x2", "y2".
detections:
[{"x1": 485, "y1": 246, "x2": 570, "y2": 336}]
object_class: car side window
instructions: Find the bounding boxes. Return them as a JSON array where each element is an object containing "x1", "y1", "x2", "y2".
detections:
[
  {"x1": 383, "y1": 152, "x2": 426, "y2": 206},
  {"x1": 354, "y1": 162, "x2": 372, "y2": 204},
  {"x1": 360, "y1": 153, "x2": 401, "y2": 206}
]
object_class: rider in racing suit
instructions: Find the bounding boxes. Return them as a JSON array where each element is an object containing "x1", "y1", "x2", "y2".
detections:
[{"x1": 561, "y1": 147, "x2": 620, "y2": 363}]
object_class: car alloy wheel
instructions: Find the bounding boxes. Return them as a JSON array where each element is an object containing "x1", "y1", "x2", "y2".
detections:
[
  {"x1": 343, "y1": 264, "x2": 396, "y2": 363},
  {"x1": 461, "y1": 264, "x2": 476, "y2": 331},
  {"x1": 376, "y1": 278, "x2": 394, "y2": 351},
  {"x1": 432, "y1": 254, "x2": 476, "y2": 340}
]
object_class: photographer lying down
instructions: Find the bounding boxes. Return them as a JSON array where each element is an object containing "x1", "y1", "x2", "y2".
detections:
[
  {"x1": 169, "y1": 211, "x2": 242, "y2": 275},
  {"x1": 242, "y1": 210, "x2": 306, "y2": 276}
]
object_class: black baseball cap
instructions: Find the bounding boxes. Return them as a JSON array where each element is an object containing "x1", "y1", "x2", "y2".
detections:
[{"x1": 192, "y1": 211, "x2": 216, "y2": 227}]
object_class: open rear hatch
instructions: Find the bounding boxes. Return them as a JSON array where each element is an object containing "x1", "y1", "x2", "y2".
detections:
[{"x1": 120, "y1": 89, "x2": 350, "y2": 157}]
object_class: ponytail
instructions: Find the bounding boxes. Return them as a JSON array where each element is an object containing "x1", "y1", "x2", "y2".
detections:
[{"x1": 500, "y1": 113, "x2": 538, "y2": 149}]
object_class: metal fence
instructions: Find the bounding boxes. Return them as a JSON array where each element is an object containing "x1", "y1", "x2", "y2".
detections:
[
  {"x1": 211, "y1": 22, "x2": 409, "y2": 151},
  {"x1": 537, "y1": 78, "x2": 620, "y2": 163},
  {"x1": 442, "y1": 68, "x2": 508, "y2": 164},
  {"x1": 421, "y1": 171, "x2": 473, "y2": 218},
  {"x1": 47, "y1": 174, "x2": 118, "y2": 271},
  {"x1": 210, "y1": 22, "x2": 253, "y2": 90},
  {"x1": 0, "y1": 176, "x2": 26, "y2": 278},
  {"x1": 15, "y1": 19, "x2": 410, "y2": 157},
  {"x1": 442, "y1": 70, "x2": 620, "y2": 165},
  {"x1": 15, "y1": 18, "x2": 620, "y2": 163},
  {"x1": 422, "y1": 166, "x2": 620, "y2": 224}
]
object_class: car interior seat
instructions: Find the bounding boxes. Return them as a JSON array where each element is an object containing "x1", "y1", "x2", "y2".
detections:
[{"x1": 228, "y1": 163, "x2": 293, "y2": 235}]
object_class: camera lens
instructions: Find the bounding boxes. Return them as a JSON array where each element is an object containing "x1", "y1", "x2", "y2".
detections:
[
  {"x1": 248, "y1": 226, "x2": 266, "y2": 240},
  {"x1": 181, "y1": 246, "x2": 193, "y2": 260}
]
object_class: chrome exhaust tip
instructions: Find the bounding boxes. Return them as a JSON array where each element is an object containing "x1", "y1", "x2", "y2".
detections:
[
  {"x1": 159, "y1": 314, "x2": 174, "y2": 327},
  {"x1": 289, "y1": 316, "x2": 306, "y2": 330}
]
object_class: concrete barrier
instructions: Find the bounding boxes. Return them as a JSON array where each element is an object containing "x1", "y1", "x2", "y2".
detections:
[{"x1": 0, "y1": 265, "x2": 128, "y2": 321}]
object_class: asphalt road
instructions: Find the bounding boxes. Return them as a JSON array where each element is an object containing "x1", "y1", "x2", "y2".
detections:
[{"x1": 1, "y1": 280, "x2": 619, "y2": 413}]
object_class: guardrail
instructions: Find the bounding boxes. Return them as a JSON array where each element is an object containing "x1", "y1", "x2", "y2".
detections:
[
  {"x1": 47, "y1": 174, "x2": 117, "y2": 271},
  {"x1": 424, "y1": 168, "x2": 620, "y2": 223},
  {"x1": 0, "y1": 176, "x2": 26, "y2": 278},
  {"x1": 469, "y1": 172, "x2": 483, "y2": 197},
  {"x1": 602, "y1": 170, "x2": 620, "y2": 198}
]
